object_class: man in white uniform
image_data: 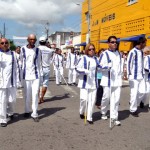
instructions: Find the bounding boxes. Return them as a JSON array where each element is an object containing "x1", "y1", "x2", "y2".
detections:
[
  {"x1": 99, "y1": 36, "x2": 122, "y2": 126},
  {"x1": 38, "y1": 37, "x2": 54, "y2": 104},
  {"x1": 20, "y1": 34, "x2": 42, "y2": 122},
  {"x1": 0, "y1": 38, "x2": 17, "y2": 127},
  {"x1": 53, "y1": 48, "x2": 64, "y2": 85},
  {"x1": 127, "y1": 37, "x2": 146, "y2": 117},
  {"x1": 15, "y1": 46, "x2": 22, "y2": 88},
  {"x1": 66, "y1": 47, "x2": 77, "y2": 86}
]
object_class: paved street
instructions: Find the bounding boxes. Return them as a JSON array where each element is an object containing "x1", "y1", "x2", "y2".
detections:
[{"x1": 0, "y1": 67, "x2": 150, "y2": 150}]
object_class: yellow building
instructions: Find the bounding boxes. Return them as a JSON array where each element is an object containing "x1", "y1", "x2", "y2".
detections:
[{"x1": 81, "y1": 0, "x2": 150, "y2": 53}]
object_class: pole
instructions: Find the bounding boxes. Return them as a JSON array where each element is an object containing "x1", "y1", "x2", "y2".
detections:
[
  {"x1": 3, "y1": 23, "x2": 6, "y2": 38},
  {"x1": 87, "y1": 0, "x2": 91, "y2": 43}
]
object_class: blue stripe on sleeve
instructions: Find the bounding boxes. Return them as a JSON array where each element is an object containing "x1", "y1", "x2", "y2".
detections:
[
  {"x1": 134, "y1": 50, "x2": 138, "y2": 79},
  {"x1": 128, "y1": 52, "x2": 133, "y2": 76},
  {"x1": 22, "y1": 48, "x2": 26, "y2": 79},
  {"x1": 34, "y1": 48, "x2": 39, "y2": 79}
]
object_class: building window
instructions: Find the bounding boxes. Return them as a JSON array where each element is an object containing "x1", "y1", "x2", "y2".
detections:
[
  {"x1": 85, "y1": 12, "x2": 89, "y2": 22},
  {"x1": 128, "y1": 0, "x2": 138, "y2": 5}
]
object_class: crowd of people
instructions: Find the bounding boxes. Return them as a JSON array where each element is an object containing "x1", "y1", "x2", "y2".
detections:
[{"x1": 0, "y1": 34, "x2": 149, "y2": 128}]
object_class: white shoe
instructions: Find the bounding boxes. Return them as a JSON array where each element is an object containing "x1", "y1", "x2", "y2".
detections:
[
  {"x1": 114, "y1": 120, "x2": 121, "y2": 126},
  {"x1": 101, "y1": 114, "x2": 108, "y2": 120}
]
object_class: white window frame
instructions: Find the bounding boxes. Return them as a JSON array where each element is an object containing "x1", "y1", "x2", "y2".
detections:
[{"x1": 128, "y1": 0, "x2": 138, "y2": 5}]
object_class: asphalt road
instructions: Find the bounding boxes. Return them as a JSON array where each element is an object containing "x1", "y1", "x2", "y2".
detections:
[{"x1": 0, "y1": 67, "x2": 150, "y2": 150}]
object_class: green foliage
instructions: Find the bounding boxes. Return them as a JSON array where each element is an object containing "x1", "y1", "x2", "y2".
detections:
[{"x1": 9, "y1": 40, "x2": 16, "y2": 51}]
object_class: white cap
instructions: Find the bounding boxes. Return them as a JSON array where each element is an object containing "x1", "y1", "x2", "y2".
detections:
[{"x1": 39, "y1": 36, "x2": 46, "y2": 42}]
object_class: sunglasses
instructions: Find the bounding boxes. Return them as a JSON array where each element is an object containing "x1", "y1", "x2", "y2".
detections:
[
  {"x1": 109, "y1": 41, "x2": 117, "y2": 44},
  {"x1": 88, "y1": 48, "x2": 95, "y2": 51},
  {"x1": 29, "y1": 39, "x2": 36, "y2": 41},
  {"x1": 0, "y1": 42, "x2": 8, "y2": 45}
]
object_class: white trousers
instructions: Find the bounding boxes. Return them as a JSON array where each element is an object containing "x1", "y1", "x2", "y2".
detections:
[
  {"x1": 129, "y1": 79, "x2": 145, "y2": 112},
  {"x1": 55, "y1": 67, "x2": 63, "y2": 84},
  {"x1": 79, "y1": 88, "x2": 96, "y2": 121},
  {"x1": 145, "y1": 81, "x2": 150, "y2": 107},
  {"x1": 23, "y1": 79, "x2": 40, "y2": 118},
  {"x1": 68, "y1": 68, "x2": 76, "y2": 84},
  {"x1": 0, "y1": 87, "x2": 16, "y2": 123},
  {"x1": 101, "y1": 86, "x2": 121, "y2": 120}
]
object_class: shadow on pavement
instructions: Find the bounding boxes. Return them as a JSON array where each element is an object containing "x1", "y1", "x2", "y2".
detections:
[
  {"x1": 44, "y1": 93, "x2": 70, "y2": 102},
  {"x1": 93, "y1": 109, "x2": 131, "y2": 122},
  {"x1": 38, "y1": 107, "x2": 66, "y2": 119},
  {"x1": 118, "y1": 110, "x2": 130, "y2": 121},
  {"x1": 8, "y1": 107, "x2": 66, "y2": 124}
]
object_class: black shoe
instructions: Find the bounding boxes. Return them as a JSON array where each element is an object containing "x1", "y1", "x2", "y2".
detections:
[
  {"x1": 1, "y1": 123, "x2": 7, "y2": 127},
  {"x1": 140, "y1": 101, "x2": 144, "y2": 108},
  {"x1": 7, "y1": 114, "x2": 14, "y2": 120},
  {"x1": 68, "y1": 83, "x2": 72, "y2": 86},
  {"x1": 130, "y1": 111, "x2": 139, "y2": 117},
  {"x1": 87, "y1": 120, "x2": 93, "y2": 124},
  {"x1": 24, "y1": 113, "x2": 30, "y2": 118},
  {"x1": 32, "y1": 117, "x2": 39, "y2": 122},
  {"x1": 80, "y1": 114, "x2": 85, "y2": 119},
  {"x1": 73, "y1": 83, "x2": 77, "y2": 86},
  {"x1": 9, "y1": 115, "x2": 14, "y2": 120}
]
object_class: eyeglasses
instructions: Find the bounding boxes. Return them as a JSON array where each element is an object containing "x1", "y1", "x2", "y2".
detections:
[
  {"x1": 0, "y1": 42, "x2": 8, "y2": 45},
  {"x1": 29, "y1": 39, "x2": 36, "y2": 41},
  {"x1": 88, "y1": 48, "x2": 95, "y2": 51},
  {"x1": 109, "y1": 41, "x2": 117, "y2": 44}
]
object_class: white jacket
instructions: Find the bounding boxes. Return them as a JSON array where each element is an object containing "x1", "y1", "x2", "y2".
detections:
[
  {"x1": 144, "y1": 55, "x2": 150, "y2": 81},
  {"x1": 99, "y1": 49, "x2": 122, "y2": 87},
  {"x1": 53, "y1": 54, "x2": 63, "y2": 68},
  {"x1": 0, "y1": 49, "x2": 17, "y2": 88},
  {"x1": 75, "y1": 55, "x2": 99, "y2": 89},
  {"x1": 127, "y1": 47, "x2": 144, "y2": 80},
  {"x1": 20, "y1": 45, "x2": 43, "y2": 80},
  {"x1": 66, "y1": 52, "x2": 78, "y2": 69}
]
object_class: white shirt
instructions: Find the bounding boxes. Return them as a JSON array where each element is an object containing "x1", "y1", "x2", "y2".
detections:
[
  {"x1": 53, "y1": 54, "x2": 63, "y2": 68},
  {"x1": 0, "y1": 50, "x2": 17, "y2": 88},
  {"x1": 20, "y1": 45, "x2": 42, "y2": 80},
  {"x1": 38, "y1": 45, "x2": 54, "y2": 67},
  {"x1": 99, "y1": 49, "x2": 122, "y2": 87},
  {"x1": 76, "y1": 55, "x2": 98, "y2": 89},
  {"x1": 66, "y1": 52, "x2": 78, "y2": 69},
  {"x1": 127, "y1": 47, "x2": 144, "y2": 80}
]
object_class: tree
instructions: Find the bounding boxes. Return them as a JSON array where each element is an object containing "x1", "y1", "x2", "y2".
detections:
[{"x1": 9, "y1": 40, "x2": 16, "y2": 51}]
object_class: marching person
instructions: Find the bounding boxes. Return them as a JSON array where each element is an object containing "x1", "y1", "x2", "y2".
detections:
[
  {"x1": 95, "y1": 51, "x2": 103, "y2": 109},
  {"x1": 127, "y1": 37, "x2": 146, "y2": 117},
  {"x1": 53, "y1": 48, "x2": 64, "y2": 85},
  {"x1": 76, "y1": 43, "x2": 99, "y2": 124},
  {"x1": 0, "y1": 38, "x2": 17, "y2": 127},
  {"x1": 15, "y1": 46, "x2": 23, "y2": 88},
  {"x1": 66, "y1": 47, "x2": 78, "y2": 86},
  {"x1": 99, "y1": 36, "x2": 122, "y2": 126},
  {"x1": 20, "y1": 34, "x2": 42, "y2": 122},
  {"x1": 38, "y1": 37, "x2": 54, "y2": 104},
  {"x1": 143, "y1": 46, "x2": 150, "y2": 109}
]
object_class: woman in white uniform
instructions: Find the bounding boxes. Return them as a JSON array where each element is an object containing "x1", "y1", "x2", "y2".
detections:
[{"x1": 76, "y1": 43, "x2": 99, "y2": 124}]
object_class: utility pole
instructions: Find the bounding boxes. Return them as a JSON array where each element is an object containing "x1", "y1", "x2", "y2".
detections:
[
  {"x1": 45, "y1": 22, "x2": 49, "y2": 40},
  {"x1": 3, "y1": 23, "x2": 6, "y2": 38},
  {"x1": 87, "y1": 0, "x2": 91, "y2": 43}
]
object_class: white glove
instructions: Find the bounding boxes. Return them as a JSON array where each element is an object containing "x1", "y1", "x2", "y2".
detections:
[
  {"x1": 108, "y1": 62, "x2": 112, "y2": 68},
  {"x1": 84, "y1": 69, "x2": 90, "y2": 75},
  {"x1": 108, "y1": 62, "x2": 113, "y2": 70}
]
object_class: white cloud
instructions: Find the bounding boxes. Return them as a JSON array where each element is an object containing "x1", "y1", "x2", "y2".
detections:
[{"x1": 0, "y1": 0, "x2": 83, "y2": 27}]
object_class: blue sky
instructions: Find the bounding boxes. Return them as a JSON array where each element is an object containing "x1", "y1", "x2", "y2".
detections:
[{"x1": 0, "y1": 0, "x2": 83, "y2": 40}]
